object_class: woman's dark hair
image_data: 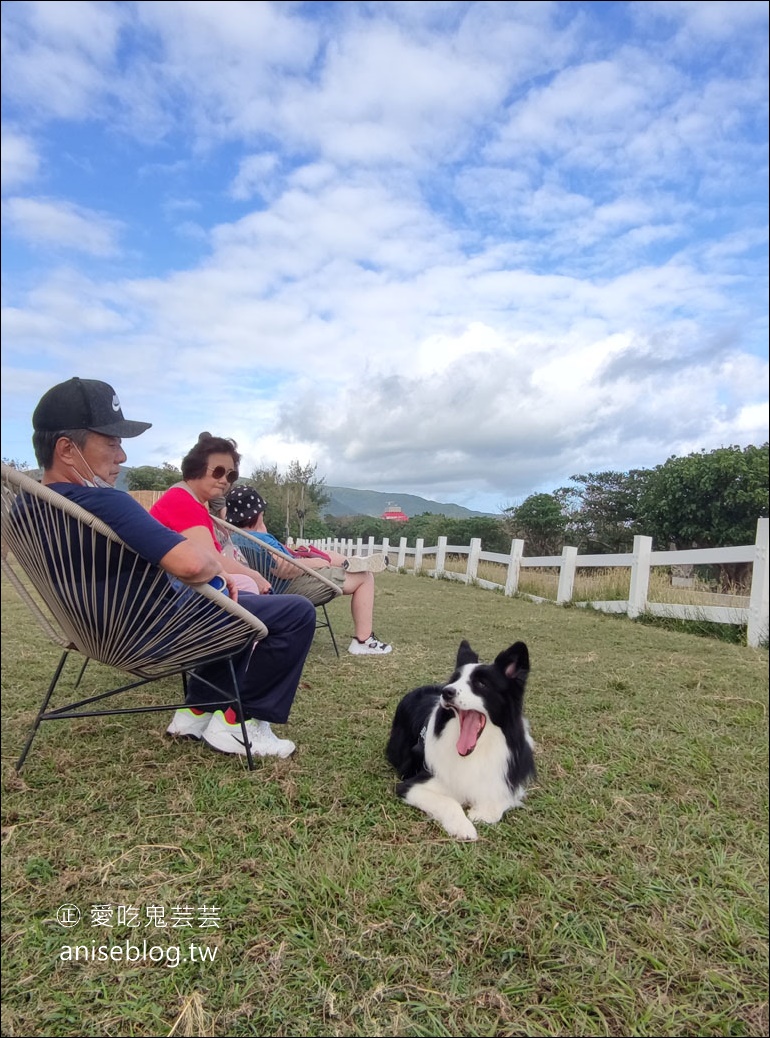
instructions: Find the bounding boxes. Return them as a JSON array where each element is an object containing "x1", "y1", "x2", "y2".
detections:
[{"x1": 181, "y1": 432, "x2": 241, "y2": 480}]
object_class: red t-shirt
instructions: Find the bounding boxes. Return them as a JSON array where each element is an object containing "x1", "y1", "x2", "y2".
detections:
[{"x1": 150, "y1": 486, "x2": 222, "y2": 553}]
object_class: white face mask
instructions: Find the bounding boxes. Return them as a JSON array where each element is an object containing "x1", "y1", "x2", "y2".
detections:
[{"x1": 72, "y1": 444, "x2": 113, "y2": 489}]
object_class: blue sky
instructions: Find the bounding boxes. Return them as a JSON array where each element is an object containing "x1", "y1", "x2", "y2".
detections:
[{"x1": 1, "y1": 0, "x2": 767, "y2": 513}]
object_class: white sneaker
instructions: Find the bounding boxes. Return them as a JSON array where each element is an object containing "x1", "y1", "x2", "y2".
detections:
[
  {"x1": 202, "y1": 711, "x2": 296, "y2": 758},
  {"x1": 348, "y1": 634, "x2": 393, "y2": 656},
  {"x1": 166, "y1": 708, "x2": 212, "y2": 739},
  {"x1": 345, "y1": 553, "x2": 389, "y2": 574},
  {"x1": 247, "y1": 720, "x2": 296, "y2": 759},
  {"x1": 201, "y1": 711, "x2": 251, "y2": 755}
]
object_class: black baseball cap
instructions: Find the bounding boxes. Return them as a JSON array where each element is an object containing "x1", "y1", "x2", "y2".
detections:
[
  {"x1": 226, "y1": 486, "x2": 267, "y2": 527},
  {"x1": 32, "y1": 378, "x2": 152, "y2": 438}
]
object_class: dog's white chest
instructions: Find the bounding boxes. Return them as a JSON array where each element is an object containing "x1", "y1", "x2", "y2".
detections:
[{"x1": 424, "y1": 712, "x2": 512, "y2": 808}]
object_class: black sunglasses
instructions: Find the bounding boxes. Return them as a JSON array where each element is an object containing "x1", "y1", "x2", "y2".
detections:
[{"x1": 208, "y1": 465, "x2": 239, "y2": 484}]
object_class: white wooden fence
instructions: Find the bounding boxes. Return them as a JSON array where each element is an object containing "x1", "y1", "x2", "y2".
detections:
[{"x1": 309, "y1": 518, "x2": 769, "y2": 649}]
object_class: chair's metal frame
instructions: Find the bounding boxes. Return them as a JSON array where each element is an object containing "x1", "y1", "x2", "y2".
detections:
[
  {"x1": 1, "y1": 464, "x2": 270, "y2": 772},
  {"x1": 212, "y1": 515, "x2": 343, "y2": 657}
]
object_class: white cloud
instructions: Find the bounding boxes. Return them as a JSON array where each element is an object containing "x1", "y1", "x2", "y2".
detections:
[
  {"x1": 2, "y1": 197, "x2": 122, "y2": 255},
  {"x1": 229, "y1": 153, "x2": 280, "y2": 200},
  {"x1": 1, "y1": 0, "x2": 125, "y2": 119},
  {"x1": 2, "y1": 267, "x2": 131, "y2": 343},
  {"x1": 263, "y1": 334, "x2": 768, "y2": 503},
  {"x1": 0, "y1": 130, "x2": 40, "y2": 191},
  {"x1": 633, "y1": 0, "x2": 769, "y2": 46}
]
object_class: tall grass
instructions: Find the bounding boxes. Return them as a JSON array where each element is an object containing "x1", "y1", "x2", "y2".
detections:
[
  {"x1": 437, "y1": 556, "x2": 752, "y2": 608},
  {"x1": 2, "y1": 571, "x2": 768, "y2": 1037}
]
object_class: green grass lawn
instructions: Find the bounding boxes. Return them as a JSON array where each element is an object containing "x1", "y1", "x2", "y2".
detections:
[{"x1": 2, "y1": 571, "x2": 768, "y2": 1037}]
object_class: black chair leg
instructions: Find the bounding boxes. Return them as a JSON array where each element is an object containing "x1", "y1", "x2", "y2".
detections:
[
  {"x1": 17, "y1": 651, "x2": 258, "y2": 772},
  {"x1": 226, "y1": 657, "x2": 255, "y2": 771},
  {"x1": 16, "y1": 650, "x2": 70, "y2": 772},
  {"x1": 320, "y1": 604, "x2": 339, "y2": 656},
  {"x1": 74, "y1": 657, "x2": 90, "y2": 689}
]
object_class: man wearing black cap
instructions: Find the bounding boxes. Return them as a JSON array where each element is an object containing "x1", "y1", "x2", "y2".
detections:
[
  {"x1": 33, "y1": 376, "x2": 151, "y2": 485},
  {"x1": 30, "y1": 377, "x2": 316, "y2": 759},
  {"x1": 31, "y1": 377, "x2": 226, "y2": 600}
]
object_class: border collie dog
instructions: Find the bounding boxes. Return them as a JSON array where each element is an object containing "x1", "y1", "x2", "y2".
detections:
[{"x1": 386, "y1": 639, "x2": 535, "y2": 841}]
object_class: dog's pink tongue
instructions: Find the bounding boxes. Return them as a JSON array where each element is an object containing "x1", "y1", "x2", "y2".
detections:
[{"x1": 457, "y1": 710, "x2": 485, "y2": 756}]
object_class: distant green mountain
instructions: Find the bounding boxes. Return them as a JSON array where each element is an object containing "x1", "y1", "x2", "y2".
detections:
[
  {"x1": 323, "y1": 486, "x2": 493, "y2": 519},
  {"x1": 115, "y1": 469, "x2": 492, "y2": 518}
]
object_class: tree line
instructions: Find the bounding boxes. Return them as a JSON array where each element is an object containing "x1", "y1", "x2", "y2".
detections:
[
  {"x1": 510, "y1": 444, "x2": 768, "y2": 555},
  {"x1": 6, "y1": 439, "x2": 759, "y2": 555}
]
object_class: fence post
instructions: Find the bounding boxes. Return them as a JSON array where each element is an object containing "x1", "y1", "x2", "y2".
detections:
[
  {"x1": 466, "y1": 538, "x2": 481, "y2": 584},
  {"x1": 505, "y1": 539, "x2": 524, "y2": 596},
  {"x1": 398, "y1": 537, "x2": 407, "y2": 570},
  {"x1": 414, "y1": 538, "x2": 424, "y2": 575},
  {"x1": 628, "y1": 535, "x2": 652, "y2": 618},
  {"x1": 557, "y1": 546, "x2": 578, "y2": 603},
  {"x1": 381, "y1": 537, "x2": 390, "y2": 562},
  {"x1": 435, "y1": 536, "x2": 447, "y2": 578},
  {"x1": 748, "y1": 517, "x2": 769, "y2": 648},
  {"x1": 367, "y1": 535, "x2": 375, "y2": 556}
]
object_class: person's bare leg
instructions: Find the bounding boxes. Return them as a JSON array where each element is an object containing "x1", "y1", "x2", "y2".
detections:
[{"x1": 343, "y1": 571, "x2": 375, "y2": 640}]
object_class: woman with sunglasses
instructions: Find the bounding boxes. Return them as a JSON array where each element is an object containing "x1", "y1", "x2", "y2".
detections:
[
  {"x1": 150, "y1": 433, "x2": 268, "y2": 590},
  {"x1": 150, "y1": 432, "x2": 317, "y2": 759}
]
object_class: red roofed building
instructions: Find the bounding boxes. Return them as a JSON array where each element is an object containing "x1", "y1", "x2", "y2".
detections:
[{"x1": 381, "y1": 502, "x2": 408, "y2": 522}]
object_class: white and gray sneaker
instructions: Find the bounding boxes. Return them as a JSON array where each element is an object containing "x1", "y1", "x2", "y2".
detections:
[
  {"x1": 248, "y1": 720, "x2": 296, "y2": 759},
  {"x1": 348, "y1": 633, "x2": 393, "y2": 656},
  {"x1": 202, "y1": 711, "x2": 296, "y2": 758},
  {"x1": 344, "y1": 553, "x2": 389, "y2": 574},
  {"x1": 166, "y1": 708, "x2": 212, "y2": 739}
]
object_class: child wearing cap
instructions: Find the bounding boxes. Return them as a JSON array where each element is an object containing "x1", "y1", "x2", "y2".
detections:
[{"x1": 226, "y1": 485, "x2": 393, "y2": 657}]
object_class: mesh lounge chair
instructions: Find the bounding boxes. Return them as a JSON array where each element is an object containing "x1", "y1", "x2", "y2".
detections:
[
  {"x1": 1, "y1": 464, "x2": 269, "y2": 771},
  {"x1": 212, "y1": 515, "x2": 343, "y2": 656}
]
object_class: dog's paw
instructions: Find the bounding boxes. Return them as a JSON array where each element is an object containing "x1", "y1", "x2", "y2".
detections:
[
  {"x1": 468, "y1": 803, "x2": 505, "y2": 824},
  {"x1": 443, "y1": 816, "x2": 478, "y2": 841}
]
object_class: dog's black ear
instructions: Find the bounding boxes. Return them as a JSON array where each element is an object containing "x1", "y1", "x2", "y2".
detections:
[
  {"x1": 456, "y1": 640, "x2": 478, "y2": 667},
  {"x1": 494, "y1": 641, "x2": 530, "y2": 681}
]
